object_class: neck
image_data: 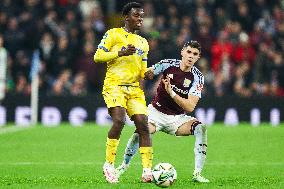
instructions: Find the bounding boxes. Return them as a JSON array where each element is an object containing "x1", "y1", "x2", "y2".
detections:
[
  {"x1": 180, "y1": 61, "x2": 192, "y2": 72},
  {"x1": 124, "y1": 25, "x2": 135, "y2": 33}
]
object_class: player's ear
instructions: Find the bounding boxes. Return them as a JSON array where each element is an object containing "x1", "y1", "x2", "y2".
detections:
[
  {"x1": 181, "y1": 48, "x2": 184, "y2": 56},
  {"x1": 125, "y1": 15, "x2": 130, "y2": 21}
]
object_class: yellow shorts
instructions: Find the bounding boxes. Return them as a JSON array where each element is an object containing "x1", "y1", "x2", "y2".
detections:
[{"x1": 102, "y1": 85, "x2": 147, "y2": 117}]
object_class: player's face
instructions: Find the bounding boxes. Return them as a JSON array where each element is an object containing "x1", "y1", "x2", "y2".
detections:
[
  {"x1": 126, "y1": 8, "x2": 144, "y2": 31},
  {"x1": 181, "y1": 46, "x2": 200, "y2": 67}
]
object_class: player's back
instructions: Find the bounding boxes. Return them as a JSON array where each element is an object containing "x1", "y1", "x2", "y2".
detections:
[
  {"x1": 96, "y1": 28, "x2": 149, "y2": 87},
  {"x1": 152, "y1": 59, "x2": 204, "y2": 115}
]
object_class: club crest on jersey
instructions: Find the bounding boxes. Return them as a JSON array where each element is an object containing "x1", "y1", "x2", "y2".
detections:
[
  {"x1": 197, "y1": 84, "x2": 203, "y2": 91},
  {"x1": 183, "y1": 78, "x2": 191, "y2": 87},
  {"x1": 167, "y1": 74, "x2": 173, "y2": 79}
]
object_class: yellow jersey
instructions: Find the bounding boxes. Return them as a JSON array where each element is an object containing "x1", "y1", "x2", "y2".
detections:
[{"x1": 94, "y1": 27, "x2": 149, "y2": 87}]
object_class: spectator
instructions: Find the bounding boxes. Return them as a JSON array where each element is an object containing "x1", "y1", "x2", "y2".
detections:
[
  {"x1": 15, "y1": 73, "x2": 30, "y2": 96},
  {"x1": 233, "y1": 32, "x2": 256, "y2": 65},
  {"x1": 0, "y1": 0, "x2": 283, "y2": 98},
  {"x1": 4, "y1": 17, "x2": 25, "y2": 56},
  {"x1": 251, "y1": 42, "x2": 272, "y2": 96},
  {"x1": 79, "y1": 0, "x2": 100, "y2": 19},
  {"x1": 76, "y1": 41, "x2": 105, "y2": 91},
  {"x1": 270, "y1": 51, "x2": 284, "y2": 96},
  {"x1": 232, "y1": 62, "x2": 253, "y2": 97},
  {"x1": 211, "y1": 31, "x2": 234, "y2": 73},
  {"x1": 50, "y1": 36, "x2": 71, "y2": 77},
  {"x1": 50, "y1": 69, "x2": 72, "y2": 96},
  {"x1": 70, "y1": 71, "x2": 87, "y2": 96}
]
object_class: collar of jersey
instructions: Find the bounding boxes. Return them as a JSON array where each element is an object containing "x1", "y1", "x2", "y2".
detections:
[{"x1": 122, "y1": 27, "x2": 134, "y2": 34}]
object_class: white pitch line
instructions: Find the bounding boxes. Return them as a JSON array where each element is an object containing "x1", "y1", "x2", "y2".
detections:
[
  {"x1": 0, "y1": 126, "x2": 35, "y2": 134},
  {"x1": 0, "y1": 162, "x2": 283, "y2": 166},
  {"x1": 206, "y1": 162, "x2": 284, "y2": 166},
  {"x1": 0, "y1": 162, "x2": 96, "y2": 165}
]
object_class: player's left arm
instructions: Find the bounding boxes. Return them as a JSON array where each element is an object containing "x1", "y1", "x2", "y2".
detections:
[
  {"x1": 140, "y1": 39, "x2": 149, "y2": 79},
  {"x1": 144, "y1": 59, "x2": 176, "y2": 80},
  {"x1": 162, "y1": 75, "x2": 204, "y2": 113}
]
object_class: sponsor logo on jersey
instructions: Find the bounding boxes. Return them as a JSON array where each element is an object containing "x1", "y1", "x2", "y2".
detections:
[
  {"x1": 171, "y1": 85, "x2": 189, "y2": 95},
  {"x1": 136, "y1": 48, "x2": 144, "y2": 56},
  {"x1": 120, "y1": 46, "x2": 144, "y2": 56},
  {"x1": 183, "y1": 78, "x2": 191, "y2": 87}
]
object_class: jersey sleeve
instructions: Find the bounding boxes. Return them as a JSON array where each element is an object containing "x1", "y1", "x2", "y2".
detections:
[
  {"x1": 151, "y1": 59, "x2": 177, "y2": 75},
  {"x1": 188, "y1": 74, "x2": 204, "y2": 98},
  {"x1": 140, "y1": 40, "x2": 149, "y2": 79},
  {"x1": 94, "y1": 29, "x2": 119, "y2": 63}
]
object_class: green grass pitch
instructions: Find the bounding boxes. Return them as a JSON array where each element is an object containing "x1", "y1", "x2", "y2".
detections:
[{"x1": 0, "y1": 123, "x2": 283, "y2": 188}]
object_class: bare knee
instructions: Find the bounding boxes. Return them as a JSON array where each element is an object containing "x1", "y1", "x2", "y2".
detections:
[
  {"x1": 108, "y1": 108, "x2": 125, "y2": 139},
  {"x1": 148, "y1": 123, "x2": 156, "y2": 134},
  {"x1": 176, "y1": 119, "x2": 201, "y2": 136},
  {"x1": 132, "y1": 115, "x2": 148, "y2": 131},
  {"x1": 135, "y1": 120, "x2": 149, "y2": 136},
  {"x1": 112, "y1": 117, "x2": 125, "y2": 127}
]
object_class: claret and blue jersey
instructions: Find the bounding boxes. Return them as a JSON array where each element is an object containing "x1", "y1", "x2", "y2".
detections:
[{"x1": 151, "y1": 59, "x2": 204, "y2": 115}]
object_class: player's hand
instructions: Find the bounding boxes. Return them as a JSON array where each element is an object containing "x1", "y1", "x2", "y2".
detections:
[
  {"x1": 118, "y1": 44, "x2": 136, "y2": 57},
  {"x1": 162, "y1": 76, "x2": 173, "y2": 95},
  {"x1": 144, "y1": 68, "x2": 154, "y2": 80}
]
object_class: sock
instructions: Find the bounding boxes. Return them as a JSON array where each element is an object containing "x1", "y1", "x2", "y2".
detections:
[
  {"x1": 193, "y1": 123, "x2": 207, "y2": 173},
  {"x1": 105, "y1": 137, "x2": 120, "y2": 164},
  {"x1": 123, "y1": 133, "x2": 139, "y2": 165},
  {"x1": 139, "y1": 147, "x2": 153, "y2": 169}
]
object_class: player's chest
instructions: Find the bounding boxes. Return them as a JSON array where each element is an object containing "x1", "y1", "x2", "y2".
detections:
[
  {"x1": 115, "y1": 34, "x2": 145, "y2": 55},
  {"x1": 164, "y1": 71, "x2": 194, "y2": 91}
]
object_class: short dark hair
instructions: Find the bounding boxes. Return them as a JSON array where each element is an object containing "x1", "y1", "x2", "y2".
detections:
[
  {"x1": 183, "y1": 40, "x2": 202, "y2": 54},
  {"x1": 122, "y1": 2, "x2": 143, "y2": 16}
]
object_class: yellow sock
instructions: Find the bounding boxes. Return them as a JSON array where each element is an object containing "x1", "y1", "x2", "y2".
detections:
[
  {"x1": 139, "y1": 147, "x2": 153, "y2": 168},
  {"x1": 105, "y1": 138, "x2": 120, "y2": 164}
]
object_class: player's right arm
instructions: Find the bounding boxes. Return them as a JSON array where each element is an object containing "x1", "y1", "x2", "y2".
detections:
[
  {"x1": 162, "y1": 76, "x2": 199, "y2": 112},
  {"x1": 94, "y1": 30, "x2": 136, "y2": 63},
  {"x1": 163, "y1": 74, "x2": 204, "y2": 113},
  {"x1": 144, "y1": 59, "x2": 178, "y2": 80}
]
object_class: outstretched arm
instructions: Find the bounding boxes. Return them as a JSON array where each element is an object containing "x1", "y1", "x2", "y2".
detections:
[
  {"x1": 144, "y1": 59, "x2": 178, "y2": 80},
  {"x1": 144, "y1": 67, "x2": 155, "y2": 80}
]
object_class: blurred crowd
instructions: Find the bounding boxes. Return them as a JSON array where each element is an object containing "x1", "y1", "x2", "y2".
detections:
[{"x1": 0, "y1": 0, "x2": 284, "y2": 98}]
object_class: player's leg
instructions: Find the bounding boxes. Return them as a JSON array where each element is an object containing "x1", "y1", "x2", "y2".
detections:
[
  {"x1": 127, "y1": 88, "x2": 153, "y2": 182},
  {"x1": 116, "y1": 123, "x2": 156, "y2": 177},
  {"x1": 175, "y1": 119, "x2": 209, "y2": 183},
  {"x1": 132, "y1": 114, "x2": 153, "y2": 182},
  {"x1": 103, "y1": 107, "x2": 126, "y2": 183},
  {"x1": 106, "y1": 107, "x2": 127, "y2": 161},
  {"x1": 102, "y1": 86, "x2": 127, "y2": 183}
]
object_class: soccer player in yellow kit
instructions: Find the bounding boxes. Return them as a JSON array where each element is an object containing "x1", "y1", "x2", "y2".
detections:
[{"x1": 94, "y1": 2, "x2": 153, "y2": 184}]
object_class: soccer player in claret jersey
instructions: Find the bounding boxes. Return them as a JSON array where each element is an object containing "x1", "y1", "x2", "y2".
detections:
[
  {"x1": 116, "y1": 40, "x2": 210, "y2": 183},
  {"x1": 94, "y1": 2, "x2": 153, "y2": 184}
]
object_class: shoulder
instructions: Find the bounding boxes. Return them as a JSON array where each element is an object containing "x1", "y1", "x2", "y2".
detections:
[
  {"x1": 108, "y1": 28, "x2": 120, "y2": 32},
  {"x1": 192, "y1": 66, "x2": 204, "y2": 83},
  {"x1": 137, "y1": 35, "x2": 148, "y2": 44},
  {"x1": 159, "y1": 59, "x2": 181, "y2": 66},
  {"x1": 137, "y1": 35, "x2": 149, "y2": 50},
  {"x1": 105, "y1": 28, "x2": 121, "y2": 35}
]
